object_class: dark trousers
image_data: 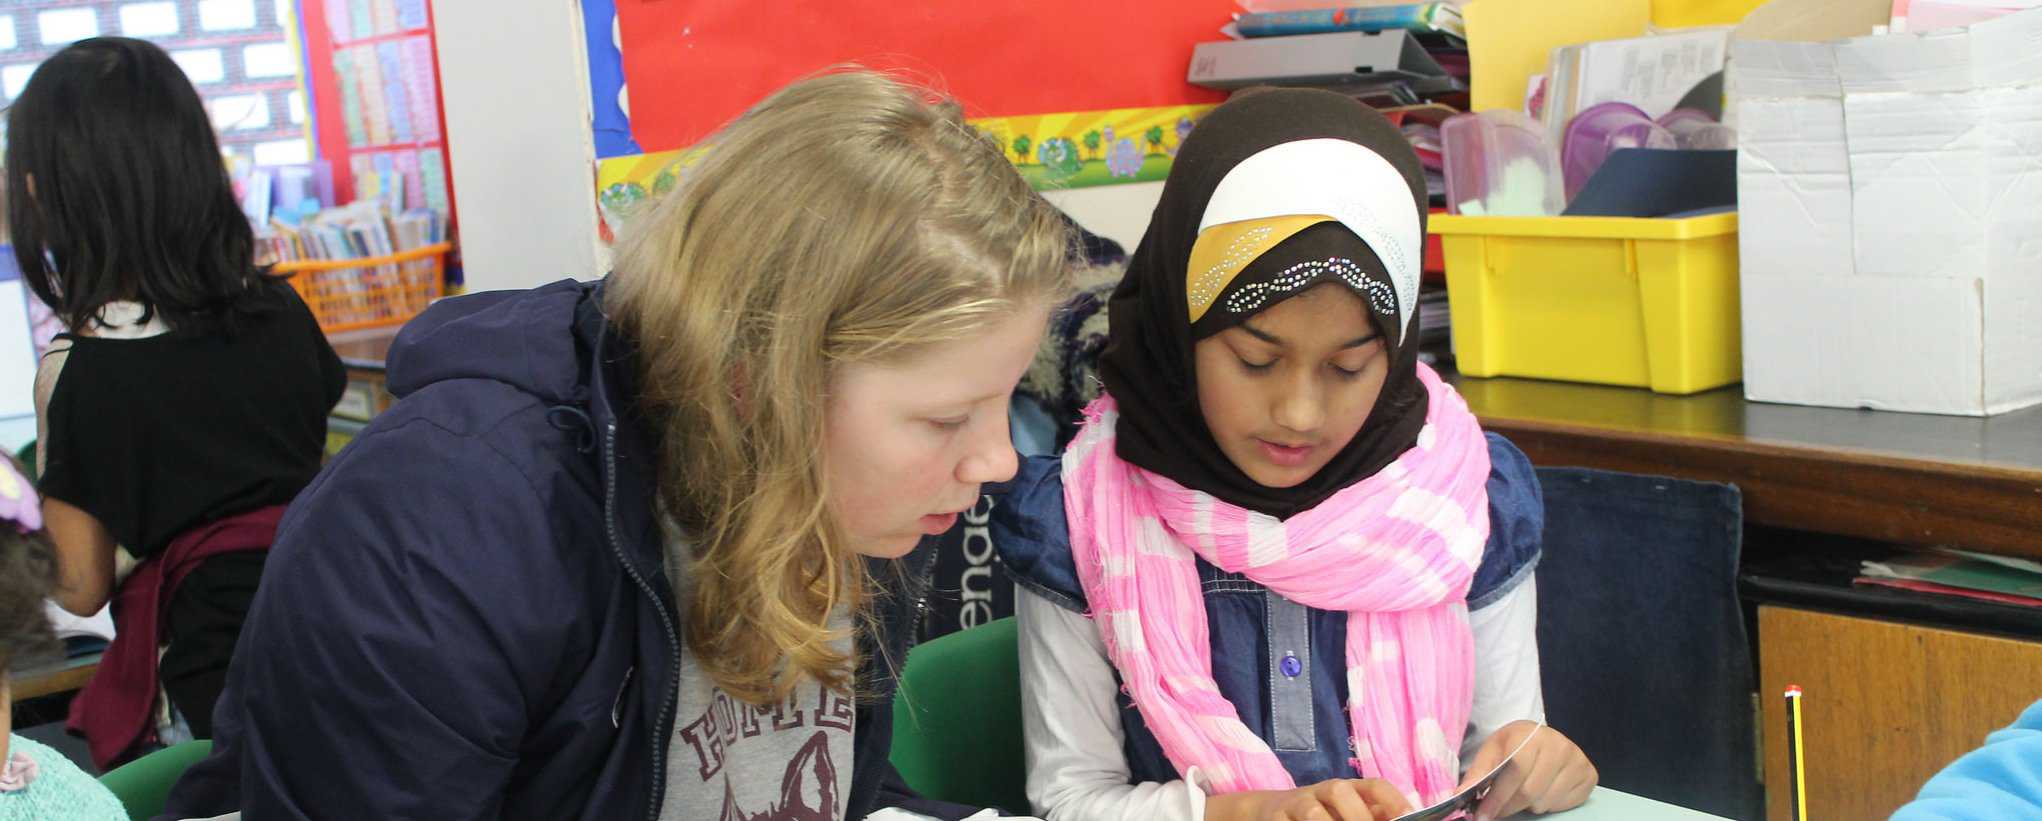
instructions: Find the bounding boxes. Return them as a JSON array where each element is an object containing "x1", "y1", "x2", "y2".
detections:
[{"x1": 159, "y1": 551, "x2": 267, "y2": 738}]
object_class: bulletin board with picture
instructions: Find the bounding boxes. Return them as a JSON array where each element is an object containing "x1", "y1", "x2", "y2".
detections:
[{"x1": 584, "y1": 0, "x2": 1249, "y2": 239}]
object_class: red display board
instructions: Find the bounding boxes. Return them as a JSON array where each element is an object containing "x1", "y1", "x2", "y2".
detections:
[{"x1": 612, "y1": 0, "x2": 1235, "y2": 152}]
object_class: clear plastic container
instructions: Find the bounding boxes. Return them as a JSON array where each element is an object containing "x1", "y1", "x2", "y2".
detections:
[
  {"x1": 1561, "y1": 102, "x2": 1677, "y2": 200},
  {"x1": 1658, "y1": 108, "x2": 1738, "y2": 151},
  {"x1": 1441, "y1": 109, "x2": 1565, "y2": 217}
]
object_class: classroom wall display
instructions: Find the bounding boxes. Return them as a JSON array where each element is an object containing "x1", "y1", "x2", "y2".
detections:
[
  {"x1": 0, "y1": 248, "x2": 47, "y2": 421},
  {"x1": 610, "y1": 1, "x2": 1232, "y2": 150},
  {"x1": 593, "y1": 102, "x2": 1215, "y2": 237},
  {"x1": 299, "y1": 0, "x2": 450, "y2": 215},
  {"x1": 0, "y1": 0, "x2": 312, "y2": 173},
  {"x1": 590, "y1": 0, "x2": 1239, "y2": 229},
  {"x1": 580, "y1": 0, "x2": 640, "y2": 161}
]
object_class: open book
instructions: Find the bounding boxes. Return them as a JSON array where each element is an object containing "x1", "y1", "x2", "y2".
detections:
[{"x1": 44, "y1": 600, "x2": 114, "y2": 658}]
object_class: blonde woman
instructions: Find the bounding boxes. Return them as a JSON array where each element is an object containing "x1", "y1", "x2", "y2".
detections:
[{"x1": 161, "y1": 71, "x2": 1072, "y2": 821}]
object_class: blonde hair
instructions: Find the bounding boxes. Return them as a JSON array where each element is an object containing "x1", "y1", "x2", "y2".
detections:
[{"x1": 607, "y1": 70, "x2": 1073, "y2": 705}]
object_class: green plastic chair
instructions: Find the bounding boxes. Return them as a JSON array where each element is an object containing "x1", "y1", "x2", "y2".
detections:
[
  {"x1": 889, "y1": 617, "x2": 1031, "y2": 816},
  {"x1": 99, "y1": 740, "x2": 212, "y2": 821}
]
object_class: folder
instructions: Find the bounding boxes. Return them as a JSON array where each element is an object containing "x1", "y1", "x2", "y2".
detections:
[{"x1": 1188, "y1": 29, "x2": 1452, "y2": 91}]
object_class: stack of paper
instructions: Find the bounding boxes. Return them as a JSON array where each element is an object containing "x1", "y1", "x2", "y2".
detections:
[
  {"x1": 1536, "y1": 28, "x2": 1730, "y2": 144},
  {"x1": 1858, "y1": 549, "x2": 2042, "y2": 607}
]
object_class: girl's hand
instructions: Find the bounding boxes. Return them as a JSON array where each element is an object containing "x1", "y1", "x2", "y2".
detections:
[
  {"x1": 1459, "y1": 721, "x2": 1597, "y2": 821},
  {"x1": 1206, "y1": 777, "x2": 1414, "y2": 821}
]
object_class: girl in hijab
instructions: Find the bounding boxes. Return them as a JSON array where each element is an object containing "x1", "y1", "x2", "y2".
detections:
[{"x1": 995, "y1": 88, "x2": 1596, "y2": 821}]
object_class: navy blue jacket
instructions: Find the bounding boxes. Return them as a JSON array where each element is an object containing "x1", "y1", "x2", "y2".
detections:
[
  {"x1": 161, "y1": 280, "x2": 970, "y2": 821},
  {"x1": 993, "y1": 435, "x2": 1543, "y2": 785}
]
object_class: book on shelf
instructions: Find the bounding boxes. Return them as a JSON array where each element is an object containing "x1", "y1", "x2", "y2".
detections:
[
  {"x1": 1236, "y1": 4, "x2": 1466, "y2": 40},
  {"x1": 260, "y1": 201, "x2": 447, "y2": 267},
  {"x1": 1189, "y1": 29, "x2": 1456, "y2": 92}
]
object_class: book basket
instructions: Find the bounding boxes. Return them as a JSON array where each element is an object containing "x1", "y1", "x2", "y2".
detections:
[{"x1": 275, "y1": 242, "x2": 452, "y2": 333}]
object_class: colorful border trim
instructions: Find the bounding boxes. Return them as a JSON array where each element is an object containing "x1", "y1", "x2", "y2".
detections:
[{"x1": 594, "y1": 103, "x2": 1215, "y2": 234}]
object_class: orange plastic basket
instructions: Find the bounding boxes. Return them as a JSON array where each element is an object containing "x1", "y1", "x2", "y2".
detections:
[{"x1": 275, "y1": 242, "x2": 451, "y2": 333}]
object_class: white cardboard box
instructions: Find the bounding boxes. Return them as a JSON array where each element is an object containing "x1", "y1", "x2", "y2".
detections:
[{"x1": 1730, "y1": 0, "x2": 2042, "y2": 415}]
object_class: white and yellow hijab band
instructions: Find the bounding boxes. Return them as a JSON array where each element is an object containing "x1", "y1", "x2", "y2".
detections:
[{"x1": 1184, "y1": 139, "x2": 1422, "y2": 333}]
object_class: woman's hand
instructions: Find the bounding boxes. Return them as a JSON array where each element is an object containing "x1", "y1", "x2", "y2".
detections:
[
  {"x1": 1460, "y1": 721, "x2": 1597, "y2": 821},
  {"x1": 1206, "y1": 778, "x2": 1414, "y2": 821}
]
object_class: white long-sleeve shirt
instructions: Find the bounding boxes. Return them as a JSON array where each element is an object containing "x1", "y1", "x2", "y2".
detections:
[{"x1": 1017, "y1": 576, "x2": 1547, "y2": 821}]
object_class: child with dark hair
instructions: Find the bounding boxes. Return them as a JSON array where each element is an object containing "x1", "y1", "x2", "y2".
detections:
[
  {"x1": 1000, "y1": 90, "x2": 1594, "y2": 821},
  {"x1": 0, "y1": 457, "x2": 124, "y2": 819},
  {"x1": 6, "y1": 37, "x2": 345, "y2": 768}
]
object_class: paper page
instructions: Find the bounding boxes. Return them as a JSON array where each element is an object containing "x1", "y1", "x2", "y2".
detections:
[
  {"x1": 44, "y1": 600, "x2": 115, "y2": 642},
  {"x1": 1572, "y1": 28, "x2": 1730, "y2": 118},
  {"x1": 1939, "y1": 548, "x2": 2042, "y2": 576},
  {"x1": 1391, "y1": 727, "x2": 1541, "y2": 821}
]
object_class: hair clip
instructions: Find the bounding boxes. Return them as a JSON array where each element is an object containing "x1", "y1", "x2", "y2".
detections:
[{"x1": 0, "y1": 459, "x2": 42, "y2": 534}]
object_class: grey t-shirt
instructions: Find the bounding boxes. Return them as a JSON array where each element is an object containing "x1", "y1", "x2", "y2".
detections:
[{"x1": 660, "y1": 531, "x2": 856, "y2": 821}]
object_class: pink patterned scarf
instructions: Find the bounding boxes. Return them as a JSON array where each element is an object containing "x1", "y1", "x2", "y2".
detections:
[{"x1": 1062, "y1": 364, "x2": 1489, "y2": 806}]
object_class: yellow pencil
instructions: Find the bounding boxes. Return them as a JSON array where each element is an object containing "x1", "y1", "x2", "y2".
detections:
[{"x1": 1787, "y1": 685, "x2": 1807, "y2": 821}]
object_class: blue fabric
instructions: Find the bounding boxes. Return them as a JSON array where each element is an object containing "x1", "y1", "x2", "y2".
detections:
[
  {"x1": 158, "y1": 280, "x2": 969, "y2": 821},
  {"x1": 1532, "y1": 467, "x2": 1755, "y2": 821},
  {"x1": 993, "y1": 432, "x2": 1545, "y2": 785},
  {"x1": 579, "y1": 0, "x2": 641, "y2": 159},
  {"x1": 1894, "y1": 699, "x2": 2042, "y2": 821},
  {"x1": 1010, "y1": 395, "x2": 1060, "y2": 458}
]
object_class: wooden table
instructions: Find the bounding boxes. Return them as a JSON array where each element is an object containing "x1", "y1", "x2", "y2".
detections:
[
  {"x1": 1451, "y1": 375, "x2": 2042, "y2": 558},
  {"x1": 12, "y1": 654, "x2": 98, "y2": 701},
  {"x1": 1450, "y1": 375, "x2": 2042, "y2": 821}
]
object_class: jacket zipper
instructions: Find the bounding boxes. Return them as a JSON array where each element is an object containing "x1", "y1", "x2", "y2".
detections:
[
  {"x1": 901, "y1": 545, "x2": 939, "y2": 655},
  {"x1": 601, "y1": 423, "x2": 682, "y2": 821},
  {"x1": 904, "y1": 595, "x2": 930, "y2": 655},
  {"x1": 605, "y1": 424, "x2": 942, "y2": 818}
]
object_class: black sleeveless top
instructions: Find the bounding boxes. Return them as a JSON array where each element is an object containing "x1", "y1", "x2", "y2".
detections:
[{"x1": 38, "y1": 283, "x2": 345, "y2": 557}]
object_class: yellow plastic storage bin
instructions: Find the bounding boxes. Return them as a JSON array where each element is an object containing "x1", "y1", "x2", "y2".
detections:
[{"x1": 1431, "y1": 211, "x2": 1740, "y2": 395}]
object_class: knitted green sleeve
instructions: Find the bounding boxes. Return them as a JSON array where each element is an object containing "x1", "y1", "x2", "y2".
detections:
[{"x1": 0, "y1": 736, "x2": 127, "y2": 821}]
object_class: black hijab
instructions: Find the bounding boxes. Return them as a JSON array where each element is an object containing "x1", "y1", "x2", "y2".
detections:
[{"x1": 1098, "y1": 88, "x2": 1432, "y2": 520}]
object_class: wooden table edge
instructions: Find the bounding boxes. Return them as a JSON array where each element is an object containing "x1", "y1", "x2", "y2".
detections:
[
  {"x1": 12, "y1": 659, "x2": 97, "y2": 701},
  {"x1": 1479, "y1": 413, "x2": 2042, "y2": 557}
]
